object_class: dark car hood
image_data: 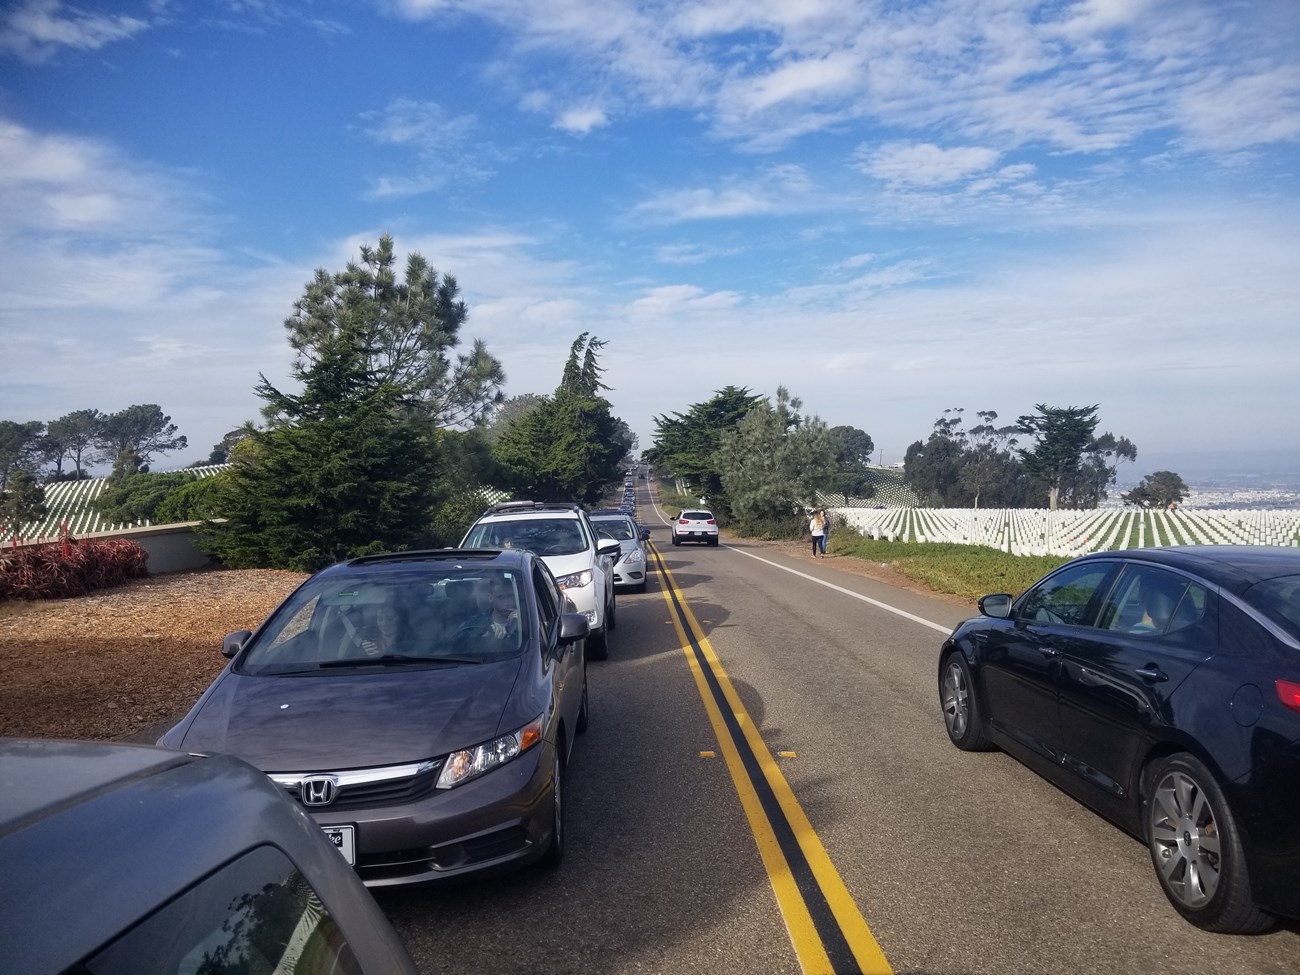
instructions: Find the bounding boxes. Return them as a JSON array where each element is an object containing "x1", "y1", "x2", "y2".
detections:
[{"x1": 179, "y1": 658, "x2": 525, "y2": 771}]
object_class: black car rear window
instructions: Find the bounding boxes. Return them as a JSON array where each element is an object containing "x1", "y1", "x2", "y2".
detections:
[
  {"x1": 682, "y1": 511, "x2": 713, "y2": 521},
  {"x1": 1241, "y1": 574, "x2": 1300, "y2": 643}
]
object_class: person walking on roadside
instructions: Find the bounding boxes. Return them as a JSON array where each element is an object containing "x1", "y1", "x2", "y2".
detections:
[
  {"x1": 818, "y1": 508, "x2": 830, "y2": 556},
  {"x1": 809, "y1": 508, "x2": 826, "y2": 557}
]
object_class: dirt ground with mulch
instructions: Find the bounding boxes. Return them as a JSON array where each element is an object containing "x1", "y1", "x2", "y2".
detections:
[
  {"x1": 0, "y1": 538, "x2": 971, "y2": 744},
  {"x1": 0, "y1": 567, "x2": 309, "y2": 742}
]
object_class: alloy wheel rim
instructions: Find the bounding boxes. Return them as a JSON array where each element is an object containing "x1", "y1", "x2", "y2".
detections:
[
  {"x1": 1149, "y1": 770, "x2": 1221, "y2": 908},
  {"x1": 941, "y1": 660, "x2": 969, "y2": 738}
]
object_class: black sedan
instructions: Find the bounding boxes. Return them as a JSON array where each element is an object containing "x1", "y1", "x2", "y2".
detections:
[
  {"x1": 938, "y1": 546, "x2": 1300, "y2": 933},
  {"x1": 161, "y1": 549, "x2": 590, "y2": 887}
]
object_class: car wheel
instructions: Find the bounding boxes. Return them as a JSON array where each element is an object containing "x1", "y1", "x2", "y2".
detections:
[
  {"x1": 607, "y1": 593, "x2": 617, "y2": 630},
  {"x1": 587, "y1": 627, "x2": 609, "y2": 661},
  {"x1": 671, "y1": 534, "x2": 680, "y2": 546},
  {"x1": 576, "y1": 665, "x2": 589, "y2": 734},
  {"x1": 541, "y1": 747, "x2": 565, "y2": 868},
  {"x1": 939, "y1": 652, "x2": 994, "y2": 751},
  {"x1": 1144, "y1": 753, "x2": 1273, "y2": 933},
  {"x1": 634, "y1": 580, "x2": 648, "y2": 594},
  {"x1": 707, "y1": 537, "x2": 719, "y2": 547}
]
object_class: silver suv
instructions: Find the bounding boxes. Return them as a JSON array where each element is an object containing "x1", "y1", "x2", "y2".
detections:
[{"x1": 462, "y1": 502, "x2": 620, "y2": 658}]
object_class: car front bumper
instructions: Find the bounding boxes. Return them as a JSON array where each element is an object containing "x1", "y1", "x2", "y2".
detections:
[{"x1": 303, "y1": 743, "x2": 556, "y2": 887}]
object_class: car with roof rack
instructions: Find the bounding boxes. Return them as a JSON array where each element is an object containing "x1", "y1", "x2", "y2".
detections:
[
  {"x1": 160, "y1": 547, "x2": 591, "y2": 887},
  {"x1": 461, "y1": 502, "x2": 621, "y2": 659}
]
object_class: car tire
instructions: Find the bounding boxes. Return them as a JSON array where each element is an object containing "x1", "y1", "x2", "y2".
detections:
[
  {"x1": 606, "y1": 593, "x2": 617, "y2": 631},
  {"x1": 671, "y1": 534, "x2": 680, "y2": 546},
  {"x1": 939, "y1": 652, "x2": 994, "y2": 751},
  {"x1": 587, "y1": 627, "x2": 609, "y2": 661},
  {"x1": 541, "y1": 746, "x2": 565, "y2": 869},
  {"x1": 634, "y1": 580, "x2": 648, "y2": 594},
  {"x1": 576, "y1": 665, "x2": 589, "y2": 734},
  {"x1": 1143, "y1": 753, "x2": 1273, "y2": 933},
  {"x1": 707, "y1": 537, "x2": 719, "y2": 547}
]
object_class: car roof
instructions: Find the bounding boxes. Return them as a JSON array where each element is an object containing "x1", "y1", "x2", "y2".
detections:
[
  {"x1": 324, "y1": 548, "x2": 533, "y2": 574},
  {"x1": 1071, "y1": 545, "x2": 1300, "y2": 596},
  {"x1": 474, "y1": 502, "x2": 585, "y2": 520},
  {"x1": 1, "y1": 739, "x2": 403, "y2": 973}
]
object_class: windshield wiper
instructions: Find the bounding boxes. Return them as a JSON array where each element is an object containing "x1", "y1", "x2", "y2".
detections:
[{"x1": 317, "y1": 653, "x2": 480, "y2": 668}]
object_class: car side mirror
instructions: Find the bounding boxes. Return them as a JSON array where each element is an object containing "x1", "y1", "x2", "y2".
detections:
[
  {"x1": 558, "y1": 612, "x2": 590, "y2": 646},
  {"x1": 978, "y1": 594, "x2": 1013, "y2": 619},
  {"x1": 597, "y1": 538, "x2": 621, "y2": 557},
  {"x1": 222, "y1": 630, "x2": 253, "y2": 658},
  {"x1": 640, "y1": 528, "x2": 650, "y2": 540}
]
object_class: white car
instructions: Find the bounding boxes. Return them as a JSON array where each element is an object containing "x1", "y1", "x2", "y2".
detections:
[
  {"x1": 671, "y1": 509, "x2": 719, "y2": 547},
  {"x1": 462, "y1": 502, "x2": 620, "y2": 658}
]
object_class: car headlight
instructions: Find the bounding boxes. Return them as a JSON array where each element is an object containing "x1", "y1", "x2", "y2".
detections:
[
  {"x1": 621, "y1": 549, "x2": 643, "y2": 564},
  {"x1": 555, "y1": 568, "x2": 594, "y2": 590},
  {"x1": 437, "y1": 717, "x2": 544, "y2": 789}
]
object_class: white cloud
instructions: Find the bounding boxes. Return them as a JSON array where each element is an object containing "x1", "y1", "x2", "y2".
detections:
[
  {"x1": 360, "y1": 99, "x2": 490, "y2": 197},
  {"x1": 857, "y1": 142, "x2": 1002, "y2": 187},
  {"x1": 554, "y1": 106, "x2": 609, "y2": 134},
  {"x1": 0, "y1": 0, "x2": 150, "y2": 63}
]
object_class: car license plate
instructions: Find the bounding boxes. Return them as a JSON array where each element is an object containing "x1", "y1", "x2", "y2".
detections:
[{"x1": 322, "y1": 825, "x2": 355, "y2": 865}]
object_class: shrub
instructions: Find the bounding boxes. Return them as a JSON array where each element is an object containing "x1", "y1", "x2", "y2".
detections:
[{"x1": 0, "y1": 538, "x2": 149, "y2": 600}]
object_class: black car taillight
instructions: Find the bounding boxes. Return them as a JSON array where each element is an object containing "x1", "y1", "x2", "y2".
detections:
[{"x1": 1277, "y1": 679, "x2": 1300, "y2": 715}]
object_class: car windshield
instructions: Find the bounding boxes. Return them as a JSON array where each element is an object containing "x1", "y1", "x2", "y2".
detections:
[
  {"x1": 593, "y1": 518, "x2": 637, "y2": 541},
  {"x1": 464, "y1": 518, "x2": 587, "y2": 556},
  {"x1": 1241, "y1": 574, "x2": 1300, "y2": 643},
  {"x1": 238, "y1": 567, "x2": 527, "y2": 674}
]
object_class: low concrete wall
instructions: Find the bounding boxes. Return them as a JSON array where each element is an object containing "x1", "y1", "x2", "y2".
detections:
[{"x1": 76, "y1": 523, "x2": 214, "y2": 574}]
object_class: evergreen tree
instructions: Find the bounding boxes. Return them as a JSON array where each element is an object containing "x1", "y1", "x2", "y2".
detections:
[
  {"x1": 280, "y1": 234, "x2": 503, "y2": 427},
  {"x1": 0, "y1": 420, "x2": 45, "y2": 489},
  {"x1": 96, "y1": 405, "x2": 187, "y2": 470},
  {"x1": 717, "y1": 387, "x2": 837, "y2": 533},
  {"x1": 1122, "y1": 471, "x2": 1188, "y2": 509},
  {"x1": 204, "y1": 333, "x2": 440, "y2": 570},
  {"x1": 491, "y1": 335, "x2": 629, "y2": 505},
  {"x1": 44, "y1": 409, "x2": 106, "y2": 479},
  {"x1": 0, "y1": 470, "x2": 47, "y2": 535},
  {"x1": 649, "y1": 385, "x2": 762, "y2": 515}
]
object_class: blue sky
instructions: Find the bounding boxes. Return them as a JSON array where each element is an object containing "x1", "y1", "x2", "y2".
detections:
[{"x1": 2, "y1": 0, "x2": 1298, "y2": 477}]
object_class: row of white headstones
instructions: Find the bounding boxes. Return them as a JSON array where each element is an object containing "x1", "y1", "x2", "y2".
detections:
[{"x1": 832, "y1": 506, "x2": 1300, "y2": 556}]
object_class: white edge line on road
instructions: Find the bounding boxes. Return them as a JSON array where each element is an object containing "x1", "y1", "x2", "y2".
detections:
[
  {"x1": 646, "y1": 486, "x2": 951, "y2": 636},
  {"x1": 725, "y1": 546, "x2": 954, "y2": 635}
]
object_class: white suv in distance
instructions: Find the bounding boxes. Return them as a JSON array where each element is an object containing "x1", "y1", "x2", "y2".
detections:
[
  {"x1": 462, "y1": 502, "x2": 620, "y2": 658},
  {"x1": 671, "y1": 509, "x2": 719, "y2": 546}
]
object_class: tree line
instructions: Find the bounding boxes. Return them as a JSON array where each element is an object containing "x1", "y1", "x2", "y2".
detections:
[
  {"x1": 2, "y1": 236, "x2": 636, "y2": 568},
  {"x1": 646, "y1": 394, "x2": 1188, "y2": 536}
]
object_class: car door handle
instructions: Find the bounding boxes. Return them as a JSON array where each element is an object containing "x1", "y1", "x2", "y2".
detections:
[{"x1": 1135, "y1": 665, "x2": 1168, "y2": 682}]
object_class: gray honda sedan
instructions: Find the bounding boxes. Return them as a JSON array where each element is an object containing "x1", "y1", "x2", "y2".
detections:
[{"x1": 160, "y1": 548, "x2": 590, "y2": 887}]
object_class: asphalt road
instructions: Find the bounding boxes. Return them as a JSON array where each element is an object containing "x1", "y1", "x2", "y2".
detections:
[{"x1": 376, "y1": 486, "x2": 1300, "y2": 975}]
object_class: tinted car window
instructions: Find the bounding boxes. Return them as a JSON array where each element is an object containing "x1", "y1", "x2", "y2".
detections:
[
  {"x1": 1098, "y1": 565, "x2": 1207, "y2": 636},
  {"x1": 1017, "y1": 562, "x2": 1113, "y2": 627},
  {"x1": 533, "y1": 563, "x2": 559, "y2": 643},
  {"x1": 682, "y1": 511, "x2": 713, "y2": 521},
  {"x1": 238, "y1": 567, "x2": 528, "y2": 672},
  {"x1": 1241, "y1": 573, "x2": 1300, "y2": 643},
  {"x1": 463, "y1": 518, "x2": 587, "y2": 556},
  {"x1": 78, "y1": 844, "x2": 361, "y2": 975},
  {"x1": 593, "y1": 518, "x2": 637, "y2": 540}
]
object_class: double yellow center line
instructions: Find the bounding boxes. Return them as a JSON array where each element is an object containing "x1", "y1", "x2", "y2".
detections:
[{"x1": 650, "y1": 543, "x2": 893, "y2": 975}]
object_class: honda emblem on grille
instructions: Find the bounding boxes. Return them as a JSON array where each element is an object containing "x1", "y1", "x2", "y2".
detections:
[{"x1": 301, "y1": 776, "x2": 338, "y2": 806}]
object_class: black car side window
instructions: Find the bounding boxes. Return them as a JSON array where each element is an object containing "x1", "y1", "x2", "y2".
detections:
[
  {"x1": 76, "y1": 845, "x2": 361, "y2": 975},
  {"x1": 1017, "y1": 563, "x2": 1113, "y2": 627},
  {"x1": 533, "y1": 564, "x2": 560, "y2": 643},
  {"x1": 1098, "y1": 565, "x2": 1207, "y2": 637}
]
